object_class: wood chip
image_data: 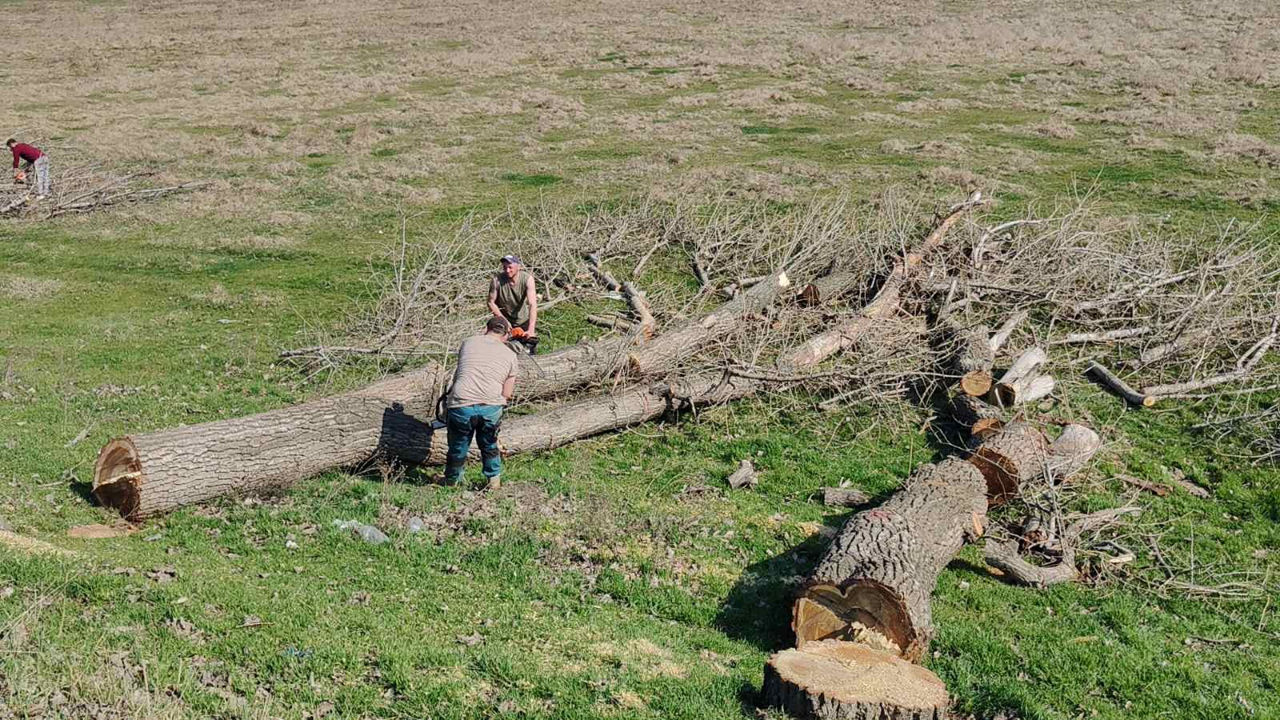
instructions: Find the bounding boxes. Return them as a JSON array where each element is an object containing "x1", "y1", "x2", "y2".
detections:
[
  {"x1": 821, "y1": 487, "x2": 870, "y2": 508},
  {"x1": 727, "y1": 459, "x2": 758, "y2": 490}
]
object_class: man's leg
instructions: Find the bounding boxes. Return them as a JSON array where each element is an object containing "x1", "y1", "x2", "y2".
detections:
[
  {"x1": 35, "y1": 156, "x2": 49, "y2": 196},
  {"x1": 474, "y1": 405, "x2": 503, "y2": 482},
  {"x1": 444, "y1": 407, "x2": 476, "y2": 484}
]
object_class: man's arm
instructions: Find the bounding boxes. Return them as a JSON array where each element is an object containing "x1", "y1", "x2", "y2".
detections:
[
  {"x1": 487, "y1": 277, "x2": 503, "y2": 319},
  {"x1": 525, "y1": 274, "x2": 538, "y2": 335},
  {"x1": 501, "y1": 375, "x2": 516, "y2": 401},
  {"x1": 12, "y1": 147, "x2": 19, "y2": 171}
]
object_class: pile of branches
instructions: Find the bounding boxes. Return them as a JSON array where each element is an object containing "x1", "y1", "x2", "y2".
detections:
[{"x1": 0, "y1": 163, "x2": 205, "y2": 219}]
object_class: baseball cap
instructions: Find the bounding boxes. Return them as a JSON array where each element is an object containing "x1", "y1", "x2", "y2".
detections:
[{"x1": 500, "y1": 254, "x2": 522, "y2": 265}]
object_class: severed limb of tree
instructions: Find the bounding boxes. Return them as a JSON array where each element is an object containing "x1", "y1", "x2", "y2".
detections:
[
  {"x1": 627, "y1": 269, "x2": 791, "y2": 375},
  {"x1": 993, "y1": 373, "x2": 1055, "y2": 408},
  {"x1": 984, "y1": 538, "x2": 1078, "y2": 587},
  {"x1": 965, "y1": 421, "x2": 1049, "y2": 505},
  {"x1": 1052, "y1": 326, "x2": 1151, "y2": 345},
  {"x1": 1086, "y1": 361, "x2": 1155, "y2": 407},
  {"x1": 786, "y1": 194, "x2": 987, "y2": 368},
  {"x1": 586, "y1": 314, "x2": 633, "y2": 331},
  {"x1": 1046, "y1": 424, "x2": 1102, "y2": 481},
  {"x1": 584, "y1": 252, "x2": 621, "y2": 292},
  {"x1": 988, "y1": 310, "x2": 1027, "y2": 355},
  {"x1": 620, "y1": 281, "x2": 656, "y2": 339},
  {"x1": 940, "y1": 322, "x2": 995, "y2": 396},
  {"x1": 1142, "y1": 321, "x2": 1277, "y2": 398},
  {"x1": 985, "y1": 505, "x2": 1137, "y2": 588}
]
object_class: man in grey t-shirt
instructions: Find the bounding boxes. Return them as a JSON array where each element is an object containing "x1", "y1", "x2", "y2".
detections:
[{"x1": 443, "y1": 316, "x2": 519, "y2": 488}]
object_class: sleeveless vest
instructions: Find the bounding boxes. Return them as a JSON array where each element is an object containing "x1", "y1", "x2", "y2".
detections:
[{"x1": 495, "y1": 270, "x2": 531, "y2": 326}]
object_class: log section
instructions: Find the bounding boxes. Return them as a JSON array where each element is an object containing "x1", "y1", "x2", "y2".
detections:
[
  {"x1": 793, "y1": 458, "x2": 987, "y2": 662},
  {"x1": 763, "y1": 640, "x2": 948, "y2": 720}
]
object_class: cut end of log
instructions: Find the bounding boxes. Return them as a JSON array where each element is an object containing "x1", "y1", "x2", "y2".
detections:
[
  {"x1": 971, "y1": 418, "x2": 1004, "y2": 440},
  {"x1": 763, "y1": 640, "x2": 948, "y2": 720},
  {"x1": 966, "y1": 423, "x2": 1046, "y2": 505},
  {"x1": 794, "y1": 582, "x2": 921, "y2": 661},
  {"x1": 967, "y1": 447, "x2": 1019, "y2": 505},
  {"x1": 92, "y1": 438, "x2": 144, "y2": 519},
  {"x1": 959, "y1": 370, "x2": 993, "y2": 397}
]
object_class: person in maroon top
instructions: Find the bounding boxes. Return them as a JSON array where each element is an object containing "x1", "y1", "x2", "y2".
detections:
[{"x1": 7, "y1": 138, "x2": 50, "y2": 198}]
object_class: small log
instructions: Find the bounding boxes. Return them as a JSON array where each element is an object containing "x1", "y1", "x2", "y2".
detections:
[
  {"x1": 795, "y1": 458, "x2": 987, "y2": 661},
  {"x1": 586, "y1": 314, "x2": 633, "y2": 331},
  {"x1": 1052, "y1": 326, "x2": 1150, "y2": 345},
  {"x1": 763, "y1": 640, "x2": 948, "y2": 720},
  {"x1": 993, "y1": 373, "x2": 1055, "y2": 408},
  {"x1": 988, "y1": 310, "x2": 1027, "y2": 354},
  {"x1": 1085, "y1": 362, "x2": 1155, "y2": 407},
  {"x1": 620, "y1": 281, "x2": 655, "y2": 339},
  {"x1": 585, "y1": 253, "x2": 621, "y2": 292},
  {"x1": 965, "y1": 421, "x2": 1048, "y2": 505},
  {"x1": 995, "y1": 347, "x2": 1047, "y2": 388},
  {"x1": 822, "y1": 487, "x2": 870, "y2": 508},
  {"x1": 947, "y1": 394, "x2": 1002, "y2": 433},
  {"x1": 959, "y1": 370, "x2": 993, "y2": 398},
  {"x1": 1046, "y1": 424, "x2": 1102, "y2": 481},
  {"x1": 951, "y1": 323, "x2": 994, "y2": 374},
  {"x1": 727, "y1": 459, "x2": 758, "y2": 489}
]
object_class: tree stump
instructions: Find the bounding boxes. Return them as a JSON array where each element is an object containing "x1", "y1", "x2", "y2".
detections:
[{"x1": 763, "y1": 640, "x2": 948, "y2": 720}]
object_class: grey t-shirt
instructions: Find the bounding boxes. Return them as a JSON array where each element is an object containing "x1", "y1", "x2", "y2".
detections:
[{"x1": 446, "y1": 335, "x2": 518, "y2": 408}]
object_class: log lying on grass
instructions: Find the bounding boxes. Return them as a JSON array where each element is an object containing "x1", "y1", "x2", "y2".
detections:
[
  {"x1": 94, "y1": 365, "x2": 450, "y2": 519},
  {"x1": 792, "y1": 458, "x2": 988, "y2": 662},
  {"x1": 965, "y1": 421, "x2": 1048, "y2": 505}
]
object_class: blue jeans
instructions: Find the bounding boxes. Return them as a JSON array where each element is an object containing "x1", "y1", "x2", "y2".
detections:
[{"x1": 444, "y1": 405, "x2": 503, "y2": 482}]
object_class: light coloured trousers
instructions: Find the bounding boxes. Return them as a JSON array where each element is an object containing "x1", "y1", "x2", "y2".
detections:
[{"x1": 22, "y1": 155, "x2": 50, "y2": 195}]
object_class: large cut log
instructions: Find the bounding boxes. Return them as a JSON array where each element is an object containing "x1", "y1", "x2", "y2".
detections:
[
  {"x1": 793, "y1": 458, "x2": 987, "y2": 662},
  {"x1": 964, "y1": 421, "x2": 1048, "y2": 505},
  {"x1": 93, "y1": 365, "x2": 450, "y2": 519},
  {"x1": 763, "y1": 640, "x2": 948, "y2": 720},
  {"x1": 786, "y1": 195, "x2": 985, "y2": 368}
]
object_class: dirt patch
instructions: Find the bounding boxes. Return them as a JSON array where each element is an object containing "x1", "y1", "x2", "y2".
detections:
[{"x1": 0, "y1": 275, "x2": 63, "y2": 301}]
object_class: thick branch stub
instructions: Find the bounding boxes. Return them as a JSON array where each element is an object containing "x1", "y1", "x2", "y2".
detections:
[{"x1": 763, "y1": 640, "x2": 948, "y2": 720}]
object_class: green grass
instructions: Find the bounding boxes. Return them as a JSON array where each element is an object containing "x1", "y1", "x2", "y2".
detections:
[{"x1": 4, "y1": 7, "x2": 1280, "y2": 718}]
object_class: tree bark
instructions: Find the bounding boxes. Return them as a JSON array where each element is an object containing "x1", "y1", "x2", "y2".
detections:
[
  {"x1": 793, "y1": 458, "x2": 988, "y2": 662},
  {"x1": 763, "y1": 640, "x2": 948, "y2": 720},
  {"x1": 93, "y1": 365, "x2": 450, "y2": 519}
]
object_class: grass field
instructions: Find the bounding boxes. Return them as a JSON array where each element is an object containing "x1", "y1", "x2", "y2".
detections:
[{"x1": 2, "y1": 1, "x2": 1280, "y2": 718}]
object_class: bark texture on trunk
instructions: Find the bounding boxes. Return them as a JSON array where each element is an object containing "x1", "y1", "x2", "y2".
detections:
[
  {"x1": 93, "y1": 365, "x2": 450, "y2": 519},
  {"x1": 794, "y1": 458, "x2": 987, "y2": 662},
  {"x1": 763, "y1": 640, "x2": 948, "y2": 720}
]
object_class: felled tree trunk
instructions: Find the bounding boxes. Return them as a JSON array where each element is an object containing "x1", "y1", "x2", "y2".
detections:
[
  {"x1": 793, "y1": 457, "x2": 988, "y2": 662},
  {"x1": 965, "y1": 421, "x2": 1048, "y2": 504},
  {"x1": 93, "y1": 365, "x2": 450, "y2": 520}
]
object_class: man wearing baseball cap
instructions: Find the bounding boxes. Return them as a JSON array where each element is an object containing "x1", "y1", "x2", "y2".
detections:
[{"x1": 488, "y1": 254, "x2": 539, "y2": 354}]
